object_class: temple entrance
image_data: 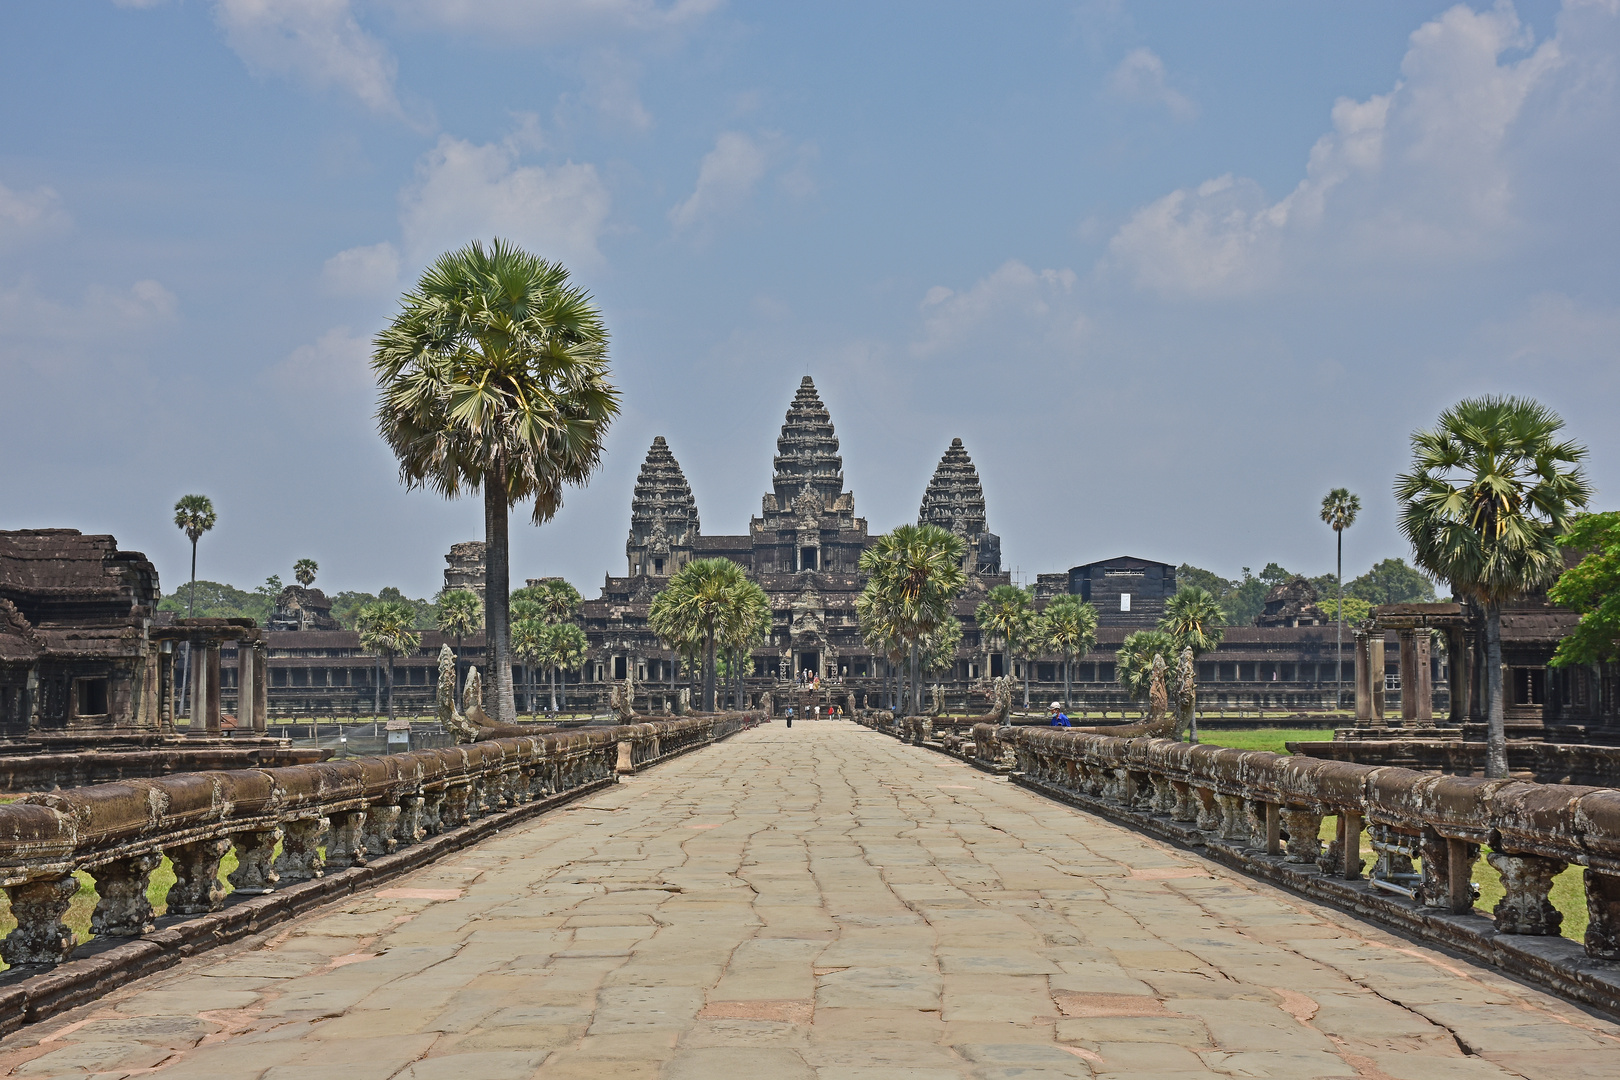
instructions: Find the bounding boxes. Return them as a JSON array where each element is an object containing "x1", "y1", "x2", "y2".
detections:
[
  {"x1": 799, "y1": 651, "x2": 820, "y2": 678},
  {"x1": 990, "y1": 654, "x2": 1004, "y2": 678}
]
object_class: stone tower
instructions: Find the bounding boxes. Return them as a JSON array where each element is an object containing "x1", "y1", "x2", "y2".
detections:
[
  {"x1": 626, "y1": 436, "x2": 699, "y2": 578},
  {"x1": 772, "y1": 376, "x2": 846, "y2": 509},
  {"x1": 752, "y1": 376, "x2": 864, "y2": 575},
  {"x1": 443, "y1": 541, "x2": 486, "y2": 601},
  {"x1": 918, "y1": 437, "x2": 1001, "y2": 575}
]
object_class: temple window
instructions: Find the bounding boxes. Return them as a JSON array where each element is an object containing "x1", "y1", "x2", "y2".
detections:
[
  {"x1": 75, "y1": 677, "x2": 109, "y2": 716},
  {"x1": 800, "y1": 547, "x2": 818, "y2": 570}
]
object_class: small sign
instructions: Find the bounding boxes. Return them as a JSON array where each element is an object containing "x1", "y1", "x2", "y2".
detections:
[{"x1": 387, "y1": 729, "x2": 410, "y2": 745}]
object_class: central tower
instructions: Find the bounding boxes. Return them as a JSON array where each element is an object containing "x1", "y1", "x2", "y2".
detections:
[{"x1": 750, "y1": 376, "x2": 867, "y2": 575}]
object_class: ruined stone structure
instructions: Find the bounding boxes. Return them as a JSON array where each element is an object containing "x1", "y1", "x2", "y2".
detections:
[
  {"x1": 442, "y1": 541, "x2": 486, "y2": 601},
  {"x1": 265, "y1": 585, "x2": 340, "y2": 632},
  {"x1": 1255, "y1": 575, "x2": 1329, "y2": 628},
  {"x1": 1068, "y1": 556, "x2": 1177, "y2": 628}
]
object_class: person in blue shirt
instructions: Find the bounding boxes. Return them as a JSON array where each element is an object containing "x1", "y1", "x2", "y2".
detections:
[
  {"x1": 1049, "y1": 701, "x2": 1071, "y2": 727},
  {"x1": 785, "y1": 706, "x2": 793, "y2": 729}
]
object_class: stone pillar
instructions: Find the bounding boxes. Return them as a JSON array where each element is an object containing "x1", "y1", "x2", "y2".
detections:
[
  {"x1": 1487, "y1": 851, "x2": 1565, "y2": 934},
  {"x1": 1447, "y1": 627, "x2": 1470, "y2": 724},
  {"x1": 1584, "y1": 869, "x2": 1620, "y2": 960},
  {"x1": 1419, "y1": 829, "x2": 1477, "y2": 914},
  {"x1": 166, "y1": 838, "x2": 232, "y2": 914},
  {"x1": 253, "y1": 641, "x2": 268, "y2": 732},
  {"x1": 237, "y1": 642, "x2": 255, "y2": 733},
  {"x1": 188, "y1": 641, "x2": 209, "y2": 737},
  {"x1": 90, "y1": 852, "x2": 162, "y2": 937},
  {"x1": 276, "y1": 817, "x2": 328, "y2": 883},
  {"x1": 227, "y1": 828, "x2": 282, "y2": 894},
  {"x1": 159, "y1": 647, "x2": 175, "y2": 733},
  {"x1": 206, "y1": 642, "x2": 222, "y2": 735},
  {"x1": 1398, "y1": 629, "x2": 1418, "y2": 726},
  {"x1": 1354, "y1": 631, "x2": 1372, "y2": 722},
  {"x1": 1281, "y1": 807, "x2": 1323, "y2": 864},
  {"x1": 1369, "y1": 635, "x2": 1386, "y2": 722}
]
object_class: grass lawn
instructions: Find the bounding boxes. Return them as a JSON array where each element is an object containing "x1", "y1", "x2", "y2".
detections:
[{"x1": 1195, "y1": 728, "x2": 1334, "y2": 755}]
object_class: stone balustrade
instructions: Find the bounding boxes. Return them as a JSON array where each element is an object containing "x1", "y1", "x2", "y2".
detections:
[
  {"x1": 0, "y1": 715, "x2": 754, "y2": 970},
  {"x1": 1008, "y1": 728, "x2": 1620, "y2": 959}
]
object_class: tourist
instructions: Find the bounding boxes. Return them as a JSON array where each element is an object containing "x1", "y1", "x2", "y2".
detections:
[
  {"x1": 785, "y1": 705, "x2": 793, "y2": 729},
  {"x1": 1049, "y1": 701, "x2": 1071, "y2": 728}
]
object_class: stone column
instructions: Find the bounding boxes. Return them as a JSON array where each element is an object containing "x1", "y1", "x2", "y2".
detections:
[
  {"x1": 90, "y1": 852, "x2": 162, "y2": 937},
  {"x1": 0, "y1": 875, "x2": 79, "y2": 966},
  {"x1": 1413, "y1": 631, "x2": 1433, "y2": 725},
  {"x1": 159, "y1": 647, "x2": 175, "y2": 733},
  {"x1": 253, "y1": 641, "x2": 268, "y2": 732},
  {"x1": 1398, "y1": 629, "x2": 1418, "y2": 726},
  {"x1": 1487, "y1": 851, "x2": 1565, "y2": 934},
  {"x1": 1447, "y1": 627, "x2": 1471, "y2": 724},
  {"x1": 188, "y1": 640, "x2": 209, "y2": 737},
  {"x1": 205, "y1": 642, "x2": 222, "y2": 735},
  {"x1": 1354, "y1": 631, "x2": 1372, "y2": 723},
  {"x1": 1369, "y1": 635, "x2": 1386, "y2": 722},
  {"x1": 237, "y1": 642, "x2": 255, "y2": 733}
]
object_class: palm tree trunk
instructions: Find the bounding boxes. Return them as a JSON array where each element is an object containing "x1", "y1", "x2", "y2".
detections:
[
  {"x1": 550, "y1": 665, "x2": 559, "y2": 713},
  {"x1": 1063, "y1": 655, "x2": 1072, "y2": 710},
  {"x1": 1336, "y1": 528, "x2": 1344, "y2": 710},
  {"x1": 1022, "y1": 650, "x2": 1030, "y2": 707},
  {"x1": 704, "y1": 627, "x2": 717, "y2": 712},
  {"x1": 454, "y1": 634, "x2": 464, "y2": 704},
  {"x1": 188, "y1": 539, "x2": 198, "y2": 617},
  {"x1": 909, "y1": 644, "x2": 920, "y2": 717},
  {"x1": 386, "y1": 654, "x2": 396, "y2": 724},
  {"x1": 484, "y1": 471, "x2": 517, "y2": 724},
  {"x1": 1485, "y1": 601, "x2": 1507, "y2": 778}
]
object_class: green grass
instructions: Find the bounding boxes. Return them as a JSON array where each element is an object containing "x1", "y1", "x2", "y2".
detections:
[{"x1": 1196, "y1": 728, "x2": 1334, "y2": 755}]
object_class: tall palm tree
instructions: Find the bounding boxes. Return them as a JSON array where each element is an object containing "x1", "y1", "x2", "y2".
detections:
[
  {"x1": 1320, "y1": 488, "x2": 1361, "y2": 706},
  {"x1": 540, "y1": 622, "x2": 588, "y2": 713},
  {"x1": 435, "y1": 588, "x2": 483, "y2": 697},
  {"x1": 1040, "y1": 594, "x2": 1099, "y2": 709},
  {"x1": 172, "y1": 494, "x2": 217, "y2": 617},
  {"x1": 858, "y1": 525, "x2": 967, "y2": 716},
  {"x1": 510, "y1": 615, "x2": 547, "y2": 717},
  {"x1": 976, "y1": 584, "x2": 1032, "y2": 690},
  {"x1": 357, "y1": 600, "x2": 422, "y2": 725},
  {"x1": 515, "y1": 578, "x2": 582, "y2": 625},
  {"x1": 1159, "y1": 587, "x2": 1226, "y2": 657},
  {"x1": 1396, "y1": 396, "x2": 1591, "y2": 778},
  {"x1": 373, "y1": 238, "x2": 620, "y2": 724},
  {"x1": 718, "y1": 578, "x2": 770, "y2": 711},
  {"x1": 294, "y1": 559, "x2": 318, "y2": 588},
  {"x1": 650, "y1": 558, "x2": 753, "y2": 711}
]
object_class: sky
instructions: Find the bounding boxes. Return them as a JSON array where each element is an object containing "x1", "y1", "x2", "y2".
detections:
[{"x1": 2, "y1": 0, "x2": 1616, "y2": 601}]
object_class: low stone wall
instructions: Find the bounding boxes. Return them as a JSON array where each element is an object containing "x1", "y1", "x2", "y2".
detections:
[
  {"x1": 0, "y1": 712, "x2": 758, "y2": 1031},
  {"x1": 854, "y1": 711, "x2": 1620, "y2": 1017},
  {"x1": 0, "y1": 743, "x2": 328, "y2": 794},
  {"x1": 1289, "y1": 737, "x2": 1620, "y2": 787}
]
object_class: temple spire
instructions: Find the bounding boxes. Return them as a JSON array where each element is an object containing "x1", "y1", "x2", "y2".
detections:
[
  {"x1": 918, "y1": 437, "x2": 1001, "y2": 575},
  {"x1": 771, "y1": 375, "x2": 844, "y2": 508},
  {"x1": 626, "y1": 436, "x2": 698, "y2": 577}
]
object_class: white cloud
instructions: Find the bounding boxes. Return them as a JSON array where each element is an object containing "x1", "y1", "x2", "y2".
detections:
[
  {"x1": 669, "y1": 130, "x2": 815, "y2": 234},
  {"x1": 322, "y1": 242, "x2": 401, "y2": 296},
  {"x1": 911, "y1": 261, "x2": 1083, "y2": 358},
  {"x1": 1107, "y1": 2, "x2": 1567, "y2": 296},
  {"x1": 381, "y1": 0, "x2": 722, "y2": 38},
  {"x1": 0, "y1": 181, "x2": 70, "y2": 244},
  {"x1": 213, "y1": 0, "x2": 402, "y2": 115},
  {"x1": 1108, "y1": 47, "x2": 1197, "y2": 120},
  {"x1": 400, "y1": 134, "x2": 612, "y2": 267},
  {"x1": 670, "y1": 131, "x2": 768, "y2": 231},
  {"x1": 0, "y1": 278, "x2": 177, "y2": 375},
  {"x1": 268, "y1": 326, "x2": 374, "y2": 395}
]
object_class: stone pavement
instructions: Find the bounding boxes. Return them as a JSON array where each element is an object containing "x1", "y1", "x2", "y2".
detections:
[{"x1": 3, "y1": 721, "x2": 1619, "y2": 1080}]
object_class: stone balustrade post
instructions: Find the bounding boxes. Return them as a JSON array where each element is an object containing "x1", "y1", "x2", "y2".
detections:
[
  {"x1": 90, "y1": 852, "x2": 163, "y2": 937},
  {"x1": 1264, "y1": 803, "x2": 1282, "y2": 856},
  {"x1": 1584, "y1": 870, "x2": 1620, "y2": 960},
  {"x1": 1216, "y1": 794, "x2": 1249, "y2": 842},
  {"x1": 1194, "y1": 787, "x2": 1221, "y2": 832},
  {"x1": 1280, "y1": 808, "x2": 1322, "y2": 864},
  {"x1": 362, "y1": 805, "x2": 401, "y2": 857},
  {"x1": 276, "y1": 817, "x2": 328, "y2": 882},
  {"x1": 397, "y1": 795, "x2": 425, "y2": 847},
  {"x1": 226, "y1": 828, "x2": 282, "y2": 895},
  {"x1": 166, "y1": 838, "x2": 233, "y2": 914},
  {"x1": 324, "y1": 810, "x2": 368, "y2": 870},
  {"x1": 1150, "y1": 775, "x2": 1177, "y2": 815},
  {"x1": 420, "y1": 790, "x2": 446, "y2": 835},
  {"x1": 1487, "y1": 851, "x2": 1566, "y2": 934},
  {"x1": 1419, "y1": 829, "x2": 1475, "y2": 912},
  {"x1": 442, "y1": 783, "x2": 472, "y2": 829},
  {"x1": 1341, "y1": 811, "x2": 1365, "y2": 880},
  {"x1": 1170, "y1": 781, "x2": 1197, "y2": 823},
  {"x1": 0, "y1": 875, "x2": 79, "y2": 967}
]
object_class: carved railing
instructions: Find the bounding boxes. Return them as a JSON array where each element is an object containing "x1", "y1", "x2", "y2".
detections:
[
  {"x1": 1009, "y1": 729, "x2": 1620, "y2": 960},
  {"x1": 0, "y1": 715, "x2": 754, "y2": 969}
]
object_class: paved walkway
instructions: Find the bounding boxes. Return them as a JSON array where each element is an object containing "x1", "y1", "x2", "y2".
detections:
[{"x1": 3, "y1": 721, "x2": 1619, "y2": 1080}]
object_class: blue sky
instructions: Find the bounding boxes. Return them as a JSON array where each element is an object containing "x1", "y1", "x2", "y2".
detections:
[{"x1": 2, "y1": 0, "x2": 1614, "y2": 601}]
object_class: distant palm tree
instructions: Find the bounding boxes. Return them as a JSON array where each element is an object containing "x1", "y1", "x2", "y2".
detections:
[
  {"x1": 358, "y1": 600, "x2": 422, "y2": 724},
  {"x1": 1396, "y1": 396, "x2": 1591, "y2": 777},
  {"x1": 856, "y1": 591, "x2": 908, "y2": 711},
  {"x1": 1116, "y1": 629, "x2": 1177, "y2": 711},
  {"x1": 717, "y1": 578, "x2": 770, "y2": 710},
  {"x1": 858, "y1": 525, "x2": 967, "y2": 716},
  {"x1": 1320, "y1": 488, "x2": 1361, "y2": 706},
  {"x1": 540, "y1": 622, "x2": 589, "y2": 713},
  {"x1": 435, "y1": 588, "x2": 483, "y2": 696},
  {"x1": 1040, "y1": 594, "x2": 1099, "y2": 709},
  {"x1": 651, "y1": 558, "x2": 754, "y2": 711},
  {"x1": 294, "y1": 559, "x2": 318, "y2": 587},
  {"x1": 1159, "y1": 587, "x2": 1226, "y2": 657},
  {"x1": 373, "y1": 238, "x2": 620, "y2": 724},
  {"x1": 515, "y1": 578, "x2": 583, "y2": 625},
  {"x1": 510, "y1": 614, "x2": 546, "y2": 717},
  {"x1": 976, "y1": 584, "x2": 1032, "y2": 691},
  {"x1": 172, "y1": 494, "x2": 217, "y2": 617}
]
